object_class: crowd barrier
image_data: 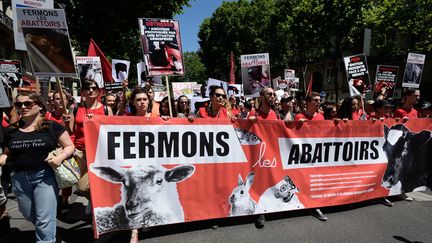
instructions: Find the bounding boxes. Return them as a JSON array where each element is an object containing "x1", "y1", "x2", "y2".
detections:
[{"x1": 84, "y1": 117, "x2": 432, "y2": 238}]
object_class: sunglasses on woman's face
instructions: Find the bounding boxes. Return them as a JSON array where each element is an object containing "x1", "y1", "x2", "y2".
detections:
[
  {"x1": 213, "y1": 93, "x2": 227, "y2": 99},
  {"x1": 14, "y1": 101, "x2": 36, "y2": 109},
  {"x1": 83, "y1": 86, "x2": 98, "y2": 91}
]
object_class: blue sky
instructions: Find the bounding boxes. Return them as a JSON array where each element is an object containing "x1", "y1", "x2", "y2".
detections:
[{"x1": 175, "y1": 0, "x2": 235, "y2": 52}]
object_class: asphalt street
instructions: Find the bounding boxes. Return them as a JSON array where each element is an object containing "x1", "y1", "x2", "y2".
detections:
[{"x1": 1, "y1": 191, "x2": 431, "y2": 243}]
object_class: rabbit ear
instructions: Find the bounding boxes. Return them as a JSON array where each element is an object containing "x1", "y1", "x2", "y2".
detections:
[
  {"x1": 238, "y1": 174, "x2": 244, "y2": 186},
  {"x1": 244, "y1": 172, "x2": 255, "y2": 189}
]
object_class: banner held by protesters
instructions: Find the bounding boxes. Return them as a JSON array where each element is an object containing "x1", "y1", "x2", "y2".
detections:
[{"x1": 85, "y1": 117, "x2": 432, "y2": 238}]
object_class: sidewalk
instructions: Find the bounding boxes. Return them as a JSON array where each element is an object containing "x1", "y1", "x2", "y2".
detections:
[{"x1": 1, "y1": 191, "x2": 432, "y2": 242}]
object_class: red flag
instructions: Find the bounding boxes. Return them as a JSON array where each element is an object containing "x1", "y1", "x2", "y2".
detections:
[
  {"x1": 87, "y1": 39, "x2": 113, "y2": 83},
  {"x1": 306, "y1": 73, "x2": 313, "y2": 94},
  {"x1": 229, "y1": 52, "x2": 235, "y2": 84}
]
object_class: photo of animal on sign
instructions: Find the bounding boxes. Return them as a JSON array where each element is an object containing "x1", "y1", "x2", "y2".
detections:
[{"x1": 16, "y1": 8, "x2": 76, "y2": 77}]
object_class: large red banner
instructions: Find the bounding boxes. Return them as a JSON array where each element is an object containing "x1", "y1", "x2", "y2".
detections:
[{"x1": 84, "y1": 117, "x2": 432, "y2": 237}]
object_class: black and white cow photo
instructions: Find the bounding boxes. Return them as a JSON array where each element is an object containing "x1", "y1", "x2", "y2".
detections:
[{"x1": 382, "y1": 124, "x2": 432, "y2": 195}]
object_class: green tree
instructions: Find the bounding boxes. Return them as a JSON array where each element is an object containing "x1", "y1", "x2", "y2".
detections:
[
  {"x1": 198, "y1": 0, "x2": 432, "y2": 80},
  {"x1": 172, "y1": 51, "x2": 207, "y2": 84},
  {"x1": 198, "y1": 0, "x2": 276, "y2": 82},
  {"x1": 58, "y1": 0, "x2": 191, "y2": 64}
]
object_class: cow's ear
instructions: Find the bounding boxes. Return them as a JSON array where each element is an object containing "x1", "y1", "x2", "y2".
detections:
[
  {"x1": 90, "y1": 164, "x2": 124, "y2": 183},
  {"x1": 384, "y1": 125, "x2": 389, "y2": 137},
  {"x1": 411, "y1": 131, "x2": 432, "y2": 148},
  {"x1": 165, "y1": 165, "x2": 195, "y2": 182}
]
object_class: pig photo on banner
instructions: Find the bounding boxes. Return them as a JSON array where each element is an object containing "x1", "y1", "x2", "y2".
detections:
[
  {"x1": 111, "y1": 59, "x2": 130, "y2": 83},
  {"x1": 241, "y1": 53, "x2": 270, "y2": 97},
  {"x1": 402, "y1": 53, "x2": 426, "y2": 89},
  {"x1": 373, "y1": 65, "x2": 398, "y2": 100},
  {"x1": 343, "y1": 53, "x2": 371, "y2": 96},
  {"x1": 17, "y1": 8, "x2": 76, "y2": 77},
  {"x1": 0, "y1": 60, "x2": 22, "y2": 88},
  {"x1": 139, "y1": 18, "x2": 184, "y2": 77},
  {"x1": 77, "y1": 56, "x2": 104, "y2": 88}
]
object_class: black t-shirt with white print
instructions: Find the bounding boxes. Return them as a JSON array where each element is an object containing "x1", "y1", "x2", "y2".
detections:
[{"x1": 4, "y1": 121, "x2": 65, "y2": 172}]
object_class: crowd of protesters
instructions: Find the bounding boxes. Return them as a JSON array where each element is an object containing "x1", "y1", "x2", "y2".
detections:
[{"x1": 0, "y1": 77, "x2": 430, "y2": 242}]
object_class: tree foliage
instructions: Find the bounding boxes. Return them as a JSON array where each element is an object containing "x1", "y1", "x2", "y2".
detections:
[
  {"x1": 58, "y1": 0, "x2": 191, "y2": 64},
  {"x1": 171, "y1": 51, "x2": 207, "y2": 84},
  {"x1": 198, "y1": 0, "x2": 432, "y2": 80}
]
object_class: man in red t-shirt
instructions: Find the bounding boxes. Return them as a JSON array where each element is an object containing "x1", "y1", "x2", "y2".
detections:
[
  {"x1": 295, "y1": 92, "x2": 324, "y2": 121},
  {"x1": 248, "y1": 87, "x2": 279, "y2": 121},
  {"x1": 394, "y1": 89, "x2": 420, "y2": 119}
]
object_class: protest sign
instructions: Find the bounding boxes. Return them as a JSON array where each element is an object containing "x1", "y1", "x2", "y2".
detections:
[
  {"x1": 137, "y1": 62, "x2": 147, "y2": 86},
  {"x1": 0, "y1": 81, "x2": 11, "y2": 108},
  {"x1": 139, "y1": 18, "x2": 184, "y2": 76},
  {"x1": 343, "y1": 54, "x2": 370, "y2": 96},
  {"x1": 172, "y1": 82, "x2": 197, "y2": 99},
  {"x1": 373, "y1": 65, "x2": 398, "y2": 99},
  {"x1": 205, "y1": 78, "x2": 228, "y2": 97},
  {"x1": 402, "y1": 53, "x2": 426, "y2": 89},
  {"x1": 0, "y1": 60, "x2": 22, "y2": 88},
  {"x1": 241, "y1": 53, "x2": 270, "y2": 97},
  {"x1": 228, "y1": 84, "x2": 242, "y2": 97},
  {"x1": 111, "y1": 59, "x2": 130, "y2": 83},
  {"x1": 103, "y1": 82, "x2": 123, "y2": 93},
  {"x1": 16, "y1": 8, "x2": 76, "y2": 77},
  {"x1": 76, "y1": 56, "x2": 104, "y2": 88},
  {"x1": 152, "y1": 84, "x2": 168, "y2": 102},
  {"x1": 85, "y1": 117, "x2": 432, "y2": 238},
  {"x1": 12, "y1": 0, "x2": 54, "y2": 51}
]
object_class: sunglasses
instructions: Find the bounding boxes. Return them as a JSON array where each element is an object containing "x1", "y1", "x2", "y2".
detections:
[
  {"x1": 266, "y1": 92, "x2": 276, "y2": 97},
  {"x1": 83, "y1": 86, "x2": 98, "y2": 91},
  {"x1": 213, "y1": 93, "x2": 227, "y2": 99},
  {"x1": 14, "y1": 101, "x2": 36, "y2": 108}
]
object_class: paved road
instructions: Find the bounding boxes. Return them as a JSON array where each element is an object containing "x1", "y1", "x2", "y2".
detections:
[{"x1": 1, "y1": 192, "x2": 431, "y2": 243}]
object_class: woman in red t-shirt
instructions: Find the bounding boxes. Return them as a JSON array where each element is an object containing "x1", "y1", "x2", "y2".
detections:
[
  {"x1": 68, "y1": 80, "x2": 112, "y2": 212},
  {"x1": 196, "y1": 86, "x2": 232, "y2": 119}
]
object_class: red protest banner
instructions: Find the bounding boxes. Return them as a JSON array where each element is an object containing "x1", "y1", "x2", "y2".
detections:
[{"x1": 84, "y1": 117, "x2": 432, "y2": 238}]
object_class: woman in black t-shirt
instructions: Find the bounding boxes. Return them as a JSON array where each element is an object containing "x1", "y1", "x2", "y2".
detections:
[{"x1": 0, "y1": 93, "x2": 74, "y2": 243}]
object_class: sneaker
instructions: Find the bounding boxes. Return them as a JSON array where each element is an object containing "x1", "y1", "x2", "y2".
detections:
[
  {"x1": 255, "y1": 214, "x2": 265, "y2": 228},
  {"x1": 0, "y1": 215, "x2": 10, "y2": 235},
  {"x1": 381, "y1": 198, "x2": 394, "y2": 207},
  {"x1": 311, "y1": 209, "x2": 327, "y2": 221}
]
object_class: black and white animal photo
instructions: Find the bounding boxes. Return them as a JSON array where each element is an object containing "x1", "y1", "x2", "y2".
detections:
[
  {"x1": 382, "y1": 124, "x2": 432, "y2": 195},
  {"x1": 256, "y1": 175, "x2": 304, "y2": 213},
  {"x1": 234, "y1": 128, "x2": 262, "y2": 145},
  {"x1": 403, "y1": 63, "x2": 423, "y2": 84},
  {"x1": 90, "y1": 164, "x2": 195, "y2": 234},
  {"x1": 228, "y1": 172, "x2": 257, "y2": 216},
  {"x1": 0, "y1": 73, "x2": 20, "y2": 88}
]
